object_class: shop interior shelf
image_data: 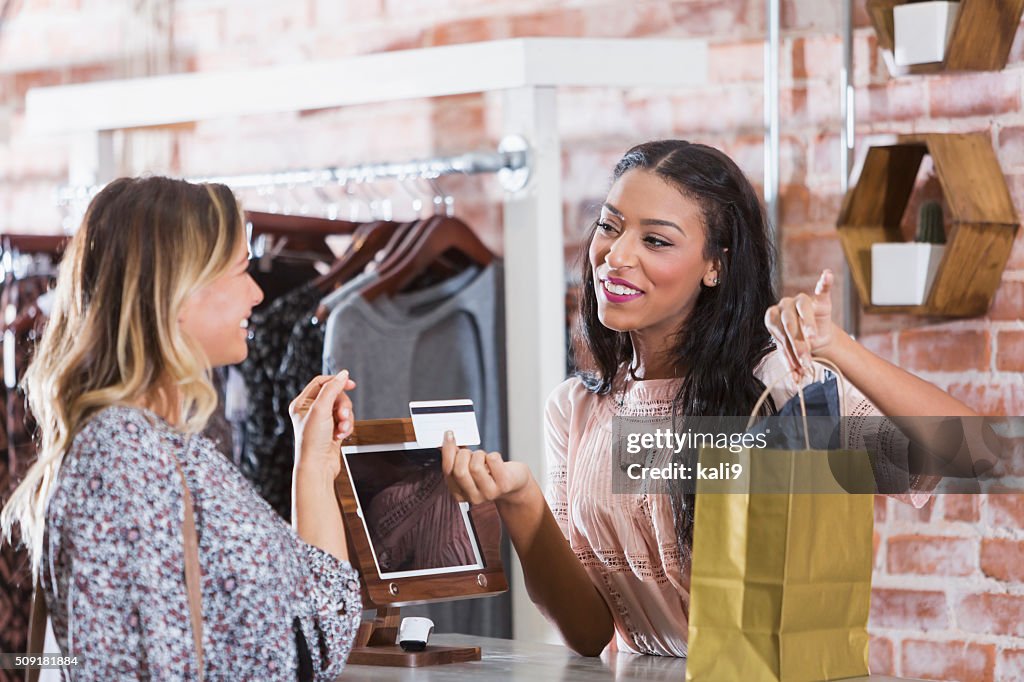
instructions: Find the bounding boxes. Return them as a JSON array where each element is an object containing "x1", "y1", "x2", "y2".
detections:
[
  {"x1": 837, "y1": 133, "x2": 1019, "y2": 317},
  {"x1": 866, "y1": 0, "x2": 1024, "y2": 76}
]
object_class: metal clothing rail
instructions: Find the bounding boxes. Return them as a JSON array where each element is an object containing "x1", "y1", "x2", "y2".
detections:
[{"x1": 56, "y1": 135, "x2": 531, "y2": 205}]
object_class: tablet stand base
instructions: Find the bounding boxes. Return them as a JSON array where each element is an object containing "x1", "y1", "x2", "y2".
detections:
[{"x1": 348, "y1": 607, "x2": 482, "y2": 667}]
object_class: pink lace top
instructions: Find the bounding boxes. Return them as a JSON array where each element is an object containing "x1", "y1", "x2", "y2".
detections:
[{"x1": 543, "y1": 349, "x2": 929, "y2": 657}]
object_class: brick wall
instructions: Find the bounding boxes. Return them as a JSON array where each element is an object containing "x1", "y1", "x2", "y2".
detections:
[{"x1": 1, "y1": 0, "x2": 1023, "y2": 679}]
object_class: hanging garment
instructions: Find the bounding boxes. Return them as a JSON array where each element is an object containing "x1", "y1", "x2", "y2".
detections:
[
  {"x1": 322, "y1": 262, "x2": 510, "y2": 638},
  {"x1": 318, "y1": 268, "x2": 378, "y2": 316},
  {"x1": 268, "y1": 315, "x2": 325, "y2": 519},
  {"x1": 3, "y1": 275, "x2": 51, "y2": 479},
  {"x1": 0, "y1": 274, "x2": 51, "y2": 668},
  {"x1": 235, "y1": 283, "x2": 322, "y2": 518},
  {"x1": 232, "y1": 262, "x2": 377, "y2": 520},
  {"x1": 250, "y1": 260, "x2": 321, "y2": 312},
  {"x1": 0, "y1": 393, "x2": 19, "y2": 682},
  {"x1": 270, "y1": 270, "x2": 379, "y2": 489},
  {"x1": 276, "y1": 271, "x2": 378, "y2": 437},
  {"x1": 323, "y1": 264, "x2": 504, "y2": 451}
]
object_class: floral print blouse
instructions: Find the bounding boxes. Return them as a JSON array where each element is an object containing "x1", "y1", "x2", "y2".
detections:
[{"x1": 43, "y1": 406, "x2": 361, "y2": 680}]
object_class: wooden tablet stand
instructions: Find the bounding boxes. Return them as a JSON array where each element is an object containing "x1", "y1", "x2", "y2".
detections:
[{"x1": 336, "y1": 418, "x2": 508, "y2": 667}]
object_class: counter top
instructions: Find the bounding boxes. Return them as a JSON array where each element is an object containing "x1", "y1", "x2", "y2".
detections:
[{"x1": 338, "y1": 634, "x2": 928, "y2": 681}]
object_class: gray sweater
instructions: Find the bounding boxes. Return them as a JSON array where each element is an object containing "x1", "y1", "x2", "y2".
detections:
[{"x1": 323, "y1": 263, "x2": 505, "y2": 455}]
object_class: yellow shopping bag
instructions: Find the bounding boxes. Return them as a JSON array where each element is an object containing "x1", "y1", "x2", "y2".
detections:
[{"x1": 685, "y1": 360, "x2": 874, "y2": 682}]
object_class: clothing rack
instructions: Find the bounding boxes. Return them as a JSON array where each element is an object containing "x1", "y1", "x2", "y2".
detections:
[
  {"x1": 205, "y1": 140, "x2": 529, "y2": 190},
  {"x1": 24, "y1": 37, "x2": 709, "y2": 643},
  {"x1": 54, "y1": 140, "x2": 532, "y2": 208}
]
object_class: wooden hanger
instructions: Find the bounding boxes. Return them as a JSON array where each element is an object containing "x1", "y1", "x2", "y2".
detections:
[
  {"x1": 371, "y1": 215, "x2": 440, "y2": 276},
  {"x1": 367, "y1": 216, "x2": 472, "y2": 282},
  {"x1": 311, "y1": 220, "x2": 407, "y2": 294},
  {"x1": 309, "y1": 220, "x2": 413, "y2": 322},
  {"x1": 361, "y1": 216, "x2": 493, "y2": 302},
  {"x1": 373, "y1": 215, "x2": 466, "y2": 284},
  {"x1": 245, "y1": 211, "x2": 362, "y2": 237},
  {"x1": 0, "y1": 233, "x2": 69, "y2": 258},
  {"x1": 245, "y1": 211, "x2": 362, "y2": 262}
]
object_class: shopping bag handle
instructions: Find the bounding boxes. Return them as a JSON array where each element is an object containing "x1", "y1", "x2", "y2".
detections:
[{"x1": 746, "y1": 356, "x2": 848, "y2": 450}]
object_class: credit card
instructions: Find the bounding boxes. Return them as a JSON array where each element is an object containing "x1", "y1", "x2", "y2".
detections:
[{"x1": 409, "y1": 399, "x2": 481, "y2": 448}]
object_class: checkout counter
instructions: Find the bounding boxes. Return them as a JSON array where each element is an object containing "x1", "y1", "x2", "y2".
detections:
[{"x1": 339, "y1": 634, "x2": 928, "y2": 681}]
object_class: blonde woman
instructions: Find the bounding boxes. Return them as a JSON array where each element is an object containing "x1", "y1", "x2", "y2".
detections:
[{"x1": 1, "y1": 177, "x2": 361, "y2": 680}]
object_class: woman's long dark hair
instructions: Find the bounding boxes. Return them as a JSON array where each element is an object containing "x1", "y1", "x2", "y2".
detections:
[{"x1": 577, "y1": 140, "x2": 778, "y2": 551}]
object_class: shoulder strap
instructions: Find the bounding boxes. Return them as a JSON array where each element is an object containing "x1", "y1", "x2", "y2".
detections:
[
  {"x1": 171, "y1": 452, "x2": 205, "y2": 682},
  {"x1": 26, "y1": 448, "x2": 206, "y2": 682},
  {"x1": 25, "y1": 581, "x2": 46, "y2": 682}
]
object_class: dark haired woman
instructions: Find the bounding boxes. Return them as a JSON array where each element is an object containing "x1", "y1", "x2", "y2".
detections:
[{"x1": 441, "y1": 140, "x2": 977, "y2": 657}]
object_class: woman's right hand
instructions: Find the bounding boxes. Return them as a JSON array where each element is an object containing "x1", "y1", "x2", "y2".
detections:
[
  {"x1": 289, "y1": 370, "x2": 357, "y2": 481},
  {"x1": 440, "y1": 430, "x2": 532, "y2": 505}
]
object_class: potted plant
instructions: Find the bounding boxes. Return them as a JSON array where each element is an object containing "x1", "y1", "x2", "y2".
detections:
[
  {"x1": 893, "y1": 0, "x2": 961, "y2": 66},
  {"x1": 871, "y1": 200, "x2": 947, "y2": 306}
]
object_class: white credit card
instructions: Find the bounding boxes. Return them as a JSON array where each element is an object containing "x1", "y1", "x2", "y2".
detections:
[{"x1": 409, "y1": 399, "x2": 481, "y2": 448}]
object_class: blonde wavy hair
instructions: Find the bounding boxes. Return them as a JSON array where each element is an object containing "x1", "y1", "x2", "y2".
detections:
[{"x1": 1, "y1": 176, "x2": 246, "y2": 571}]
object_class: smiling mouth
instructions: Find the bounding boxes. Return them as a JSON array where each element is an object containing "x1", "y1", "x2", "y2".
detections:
[
  {"x1": 600, "y1": 279, "x2": 645, "y2": 303},
  {"x1": 602, "y1": 279, "x2": 642, "y2": 296}
]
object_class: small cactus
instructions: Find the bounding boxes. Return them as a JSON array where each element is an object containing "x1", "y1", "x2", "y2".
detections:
[{"x1": 915, "y1": 200, "x2": 946, "y2": 244}]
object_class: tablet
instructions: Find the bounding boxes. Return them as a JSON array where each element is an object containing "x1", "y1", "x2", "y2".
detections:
[{"x1": 341, "y1": 441, "x2": 486, "y2": 580}]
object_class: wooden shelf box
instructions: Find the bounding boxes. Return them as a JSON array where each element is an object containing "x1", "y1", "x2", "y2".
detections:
[
  {"x1": 867, "y1": 0, "x2": 1024, "y2": 76},
  {"x1": 836, "y1": 133, "x2": 1019, "y2": 317}
]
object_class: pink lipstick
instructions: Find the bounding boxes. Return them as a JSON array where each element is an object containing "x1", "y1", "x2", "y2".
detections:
[{"x1": 600, "y1": 276, "x2": 644, "y2": 303}]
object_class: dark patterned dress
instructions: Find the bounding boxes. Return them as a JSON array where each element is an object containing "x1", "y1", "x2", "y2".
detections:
[
  {"x1": 273, "y1": 313, "x2": 327, "y2": 481},
  {"x1": 0, "y1": 275, "x2": 52, "y2": 674},
  {"x1": 42, "y1": 406, "x2": 360, "y2": 680},
  {"x1": 236, "y1": 284, "x2": 322, "y2": 519},
  {"x1": 4, "y1": 275, "x2": 52, "y2": 480}
]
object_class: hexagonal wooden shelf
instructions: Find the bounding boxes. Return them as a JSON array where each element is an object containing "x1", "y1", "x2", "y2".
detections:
[
  {"x1": 867, "y1": 0, "x2": 1024, "y2": 76},
  {"x1": 837, "y1": 133, "x2": 1019, "y2": 317}
]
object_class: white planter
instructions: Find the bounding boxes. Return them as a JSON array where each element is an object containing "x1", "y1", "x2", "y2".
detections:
[
  {"x1": 893, "y1": 1, "x2": 961, "y2": 66},
  {"x1": 871, "y1": 242, "x2": 946, "y2": 306}
]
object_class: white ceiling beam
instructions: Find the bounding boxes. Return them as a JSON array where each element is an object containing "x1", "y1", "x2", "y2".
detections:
[{"x1": 25, "y1": 37, "x2": 707, "y2": 135}]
